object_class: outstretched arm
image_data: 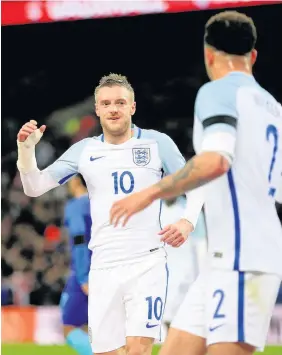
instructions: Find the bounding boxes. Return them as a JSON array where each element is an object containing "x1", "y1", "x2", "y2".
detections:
[
  {"x1": 17, "y1": 120, "x2": 89, "y2": 197},
  {"x1": 147, "y1": 151, "x2": 229, "y2": 202}
]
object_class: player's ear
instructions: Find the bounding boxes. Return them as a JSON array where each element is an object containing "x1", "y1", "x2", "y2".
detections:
[
  {"x1": 130, "y1": 101, "x2": 136, "y2": 116},
  {"x1": 95, "y1": 103, "x2": 100, "y2": 117},
  {"x1": 204, "y1": 46, "x2": 214, "y2": 67},
  {"x1": 251, "y1": 49, "x2": 257, "y2": 66}
]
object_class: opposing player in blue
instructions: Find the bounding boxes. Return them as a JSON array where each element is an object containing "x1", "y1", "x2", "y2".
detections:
[
  {"x1": 110, "y1": 11, "x2": 282, "y2": 355},
  {"x1": 60, "y1": 174, "x2": 92, "y2": 355}
]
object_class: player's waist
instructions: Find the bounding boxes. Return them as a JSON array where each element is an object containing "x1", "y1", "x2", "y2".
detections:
[
  {"x1": 207, "y1": 243, "x2": 282, "y2": 277},
  {"x1": 89, "y1": 227, "x2": 162, "y2": 243},
  {"x1": 90, "y1": 245, "x2": 166, "y2": 269}
]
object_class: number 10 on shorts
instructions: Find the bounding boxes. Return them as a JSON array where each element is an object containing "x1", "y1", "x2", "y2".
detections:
[{"x1": 145, "y1": 296, "x2": 163, "y2": 323}]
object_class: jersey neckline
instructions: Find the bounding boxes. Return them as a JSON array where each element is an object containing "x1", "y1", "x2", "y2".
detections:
[{"x1": 99, "y1": 124, "x2": 141, "y2": 144}]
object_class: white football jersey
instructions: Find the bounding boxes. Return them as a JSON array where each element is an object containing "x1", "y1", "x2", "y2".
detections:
[
  {"x1": 46, "y1": 126, "x2": 188, "y2": 267},
  {"x1": 193, "y1": 72, "x2": 282, "y2": 276}
]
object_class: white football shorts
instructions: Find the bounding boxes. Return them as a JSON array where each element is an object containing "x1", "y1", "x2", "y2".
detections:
[
  {"x1": 171, "y1": 267, "x2": 281, "y2": 351},
  {"x1": 88, "y1": 255, "x2": 169, "y2": 353}
]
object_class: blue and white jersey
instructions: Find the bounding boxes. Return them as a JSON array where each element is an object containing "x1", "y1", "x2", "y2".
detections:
[
  {"x1": 193, "y1": 72, "x2": 282, "y2": 276},
  {"x1": 46, "y1": 126, "x2": 186, "y2": 267}
]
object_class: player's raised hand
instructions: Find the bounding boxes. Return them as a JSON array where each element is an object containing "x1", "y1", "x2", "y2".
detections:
[
  {"x1": 17, "y1": 120, "x2": 46, "y2": 144},
  {"x1": 110, "y1": 191, "x2": 153, "y2": 227},
  {"x1": 159, "y1": 218, "x2": 194, "y2": 247}
]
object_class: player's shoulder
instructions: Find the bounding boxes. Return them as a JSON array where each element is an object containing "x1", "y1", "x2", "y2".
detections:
[
  {"x1": 66, "y1": 137, "x2": 95, "y2": 156},
  {"x1": 196, "y1": 72, "x2": 257, "y2": 100},
  {"x1": 195, "y1": 73, "x2": 260, "y2": 121},
  {"x1": 252, "y1": 83, "x2": 281, "y2": 109},
  {"x1": 140, "y1": 128, "x2": 175, "y2": 145},
  {"x1": 71, "y1": 137, "x2": 93, "y2": 147}
]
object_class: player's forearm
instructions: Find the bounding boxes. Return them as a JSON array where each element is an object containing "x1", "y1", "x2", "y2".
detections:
[
  {"x1": 17, "y1": 138, "x2": 59, "y2": 197},
  {"x1": 19, "y1": 169, "x2": 59, "y2": 197},
  {"x1": 147, "y1": 152, "x2": 230, "y2": 202},
  {"x1": 183, "y1": 187, "x2": 205, "y2": 230}
]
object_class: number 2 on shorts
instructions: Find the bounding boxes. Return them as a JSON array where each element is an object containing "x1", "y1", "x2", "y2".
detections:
[{"x1": 213, "y1": 289, "x2": 225, "y2": 319}]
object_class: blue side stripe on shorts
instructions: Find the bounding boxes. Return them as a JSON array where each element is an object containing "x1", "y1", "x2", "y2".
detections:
[
  {"x1": 238, "y1": 271, "x2": 245, "y2": 342},
  {"x1": 227, "y1": 170, "x2": 245, "y2": 341},
  {"x1": 159, "y1": 263, "x2": 169, "y2": 341}
]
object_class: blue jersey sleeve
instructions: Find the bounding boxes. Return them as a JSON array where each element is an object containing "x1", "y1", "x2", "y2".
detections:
[
  {"x1": 195, "y1": 80, "x2": 238, "y2": 136},
  {"x1": 65, "y1": 197, "x2": 92, "y2": 285},
  {"x1": 46, "y1": 138, "x2": 91, "y2": 185}
]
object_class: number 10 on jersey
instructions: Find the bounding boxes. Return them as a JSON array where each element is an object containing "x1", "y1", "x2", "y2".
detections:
[{"x1": 112, "y1": 171, "x2": 135, "y2": 194}]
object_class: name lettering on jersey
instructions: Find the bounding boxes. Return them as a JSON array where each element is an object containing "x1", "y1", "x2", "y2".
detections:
[
  {"x1": 254, "y1": 94, "x2": 281, "y2": 117},
  {"x1": 132, "y1": 148, "x2": 150, "y2": 166}
]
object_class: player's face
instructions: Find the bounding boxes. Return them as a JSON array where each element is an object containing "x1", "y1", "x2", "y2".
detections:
[{"x1": 95, "y1": 86, "x2": 136, "y2": 136}]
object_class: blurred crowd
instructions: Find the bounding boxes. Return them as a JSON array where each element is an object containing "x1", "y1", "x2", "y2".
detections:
[{"x1": 2, "y1": 130, "x2": 66, "y2": 305}]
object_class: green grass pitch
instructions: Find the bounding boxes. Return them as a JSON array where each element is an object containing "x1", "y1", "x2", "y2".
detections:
[{"x1": 1, "y1": 344, "x2": 282, "y2": 355}]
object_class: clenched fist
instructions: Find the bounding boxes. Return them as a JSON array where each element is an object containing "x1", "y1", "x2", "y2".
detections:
[{"x1": 17, "y1": 120, "x2": 46, "y2": 143}]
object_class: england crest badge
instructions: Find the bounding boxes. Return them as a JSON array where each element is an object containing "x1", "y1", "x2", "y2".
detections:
[{"x1": 132, "y1": 148, "x2": 151, "y2": 166}]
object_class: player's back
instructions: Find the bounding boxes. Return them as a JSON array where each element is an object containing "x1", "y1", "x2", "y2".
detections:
[
  {"x1": 194, "y1": 72, "x2": 282, "y2": 275},
  {"x1": 64, "y1": 194, "x2": 92, "y2": 285}
]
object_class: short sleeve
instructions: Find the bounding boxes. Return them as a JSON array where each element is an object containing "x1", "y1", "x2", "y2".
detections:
[
  {"x1": 46, "y1": 138, "x2": 91, "y2": 185},
  {"x1": 195, "y1": 80, "x2": 239, "y2": 157}
]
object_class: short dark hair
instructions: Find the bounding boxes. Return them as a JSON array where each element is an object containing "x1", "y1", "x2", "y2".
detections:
[
  {"x1": 94, "y1": 73, "x2": 135, "y2": 101},
  {"x1": 204, "y1": 11, "x2": 257, "y2": 55}
]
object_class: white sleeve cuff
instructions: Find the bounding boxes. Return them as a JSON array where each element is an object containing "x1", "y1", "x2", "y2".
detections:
[
  {"x1": 182, "y1": 187, "x2": 205, "y2": 230},
  {"x1": 17, "y1": 140, "x2": 38, "y2": 173},
  {"x1": 201, "y1": 131, "x2": 236, "y2": 161},
  {"x1": 19, "y1": 169, "x2": 59, "y2": 197}
]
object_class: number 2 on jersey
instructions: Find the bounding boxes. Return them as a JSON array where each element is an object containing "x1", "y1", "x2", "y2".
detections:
[
  {"x1": 266, "y1": 124, "x2": 279, "y2": 197},
  {"x1": 112, "y1": 171, "x2": 134, "y2": 194}
]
